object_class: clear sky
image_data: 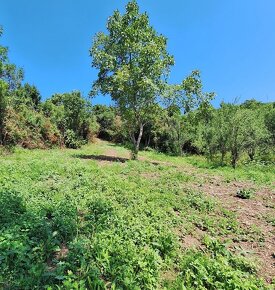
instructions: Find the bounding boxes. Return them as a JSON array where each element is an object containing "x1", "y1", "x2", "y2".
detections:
[{"x1": 1, "y1": 0, "x2": 275, "y2": 106}]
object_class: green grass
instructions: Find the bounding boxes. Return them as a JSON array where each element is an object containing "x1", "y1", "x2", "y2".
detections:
[
  {"x1": 183, "y1": 155, "x2": 275, "y2": 185},
  {"x1": 0, "y1": 143, "x2": 273, "y2": 289},
  {"x1": 139, "y1": 148, "x2": 275, "y2": 186}
]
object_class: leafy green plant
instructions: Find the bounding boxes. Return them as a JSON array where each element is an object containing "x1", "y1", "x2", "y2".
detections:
[
  {"x1": 236, "y1": 188, "x2": 254, "y2": 199},
  {"x1": 64, "y1": 129, "x2": 82, "y2": 149},
  {"x1": 0, "y1": 141, "x2": 272, "y2": 289},
  {"x1": 171, "y1": 238, "x2": 269, "y2": 290}
]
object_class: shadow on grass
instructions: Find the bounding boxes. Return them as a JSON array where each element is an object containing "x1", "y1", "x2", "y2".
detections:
[
  {"x1": 73, "y1": 154, "x2": 129, "y2": 163},
  {"x1": 73, "y1": 154, "x2": 166, "y2": 167}
]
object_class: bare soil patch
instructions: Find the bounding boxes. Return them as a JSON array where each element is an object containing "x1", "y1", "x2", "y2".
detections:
[{"x1": 191, "y1": 177, "x2": 275, "y2": 282}]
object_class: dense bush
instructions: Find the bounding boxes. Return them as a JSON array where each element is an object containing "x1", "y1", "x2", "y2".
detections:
[
  {"x1": 42, "y1": 92, "x2": 99, "y2": 148},
  {"x1": 93, "y1": 104, "x2": 125, "y2": 142},
  {"x1": 64, "y1": 129, "x2": 82, "y2": 149},
  {"x1": 3, "y1": 106, "x2": 60, "y2": 148},
  {"x1": 138, "y1": 101, "x2": 274, "y2": 167},
  {"x1": 1, "y1": 28, "x2": 99, "y2": 150}
]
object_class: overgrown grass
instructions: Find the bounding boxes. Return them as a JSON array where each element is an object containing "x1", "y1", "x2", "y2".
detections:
[
  {"x1": 142, "y1": 149, "x2": 275, "y2": 186},
  {"x1": 0, "y1": 143, "x2": 273, "y2": 289},
  {"x1": 183, "y1": 155, "x2": 275, "y2": 185}
]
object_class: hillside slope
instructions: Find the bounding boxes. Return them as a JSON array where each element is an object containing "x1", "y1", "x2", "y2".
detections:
[{"x1": 0, "y1": 141, "x2": 274, "y2": 289}]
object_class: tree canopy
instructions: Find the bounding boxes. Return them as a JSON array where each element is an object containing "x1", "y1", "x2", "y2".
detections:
[{"x1": 90, "y1": 0, "x2": 174, "y2": 158}]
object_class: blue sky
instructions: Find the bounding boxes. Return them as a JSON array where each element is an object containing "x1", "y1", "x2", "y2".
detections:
[{"x1": 1, "y1": 0, "x2": 275, "y2": 106}]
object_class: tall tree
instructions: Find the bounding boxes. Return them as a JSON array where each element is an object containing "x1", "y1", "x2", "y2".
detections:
[
  {"x1": 0, "y1": 27, "x2": 24, "y2": 91},
  {"x1": 166, "y1": 70, "x2": 215, "y2": 114},
  {"x1": 90, "y1": 1, "x2": 174, "y2": 159},
  {"x1": 265, "y1": 105, "x2": 275, "y2": 146},
  {"x1": 162, "y1": 70, "x2": 215, "y2": 157},
  {"x1": 0, "y1": 26, "x2": 24, "y2": 144},
  {"x1": 42, "y1": 91, "x2": 98, "y2": 148},
  {"x1": 14, "y1": 83, "x2": 41, "y2": 110},
  {"x1": 0, "y1": 80, "x2": 8, "y2": 144}
]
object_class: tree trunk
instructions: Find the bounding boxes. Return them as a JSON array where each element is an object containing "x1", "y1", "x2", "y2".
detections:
[
  {"x1": 248, "y1": 148, "x2": 255, "y2": 161},
  {"x1": 131, "y1": 123, "x2": 143, "y2": 160},
  {"x1": 0, "y1": 112, "x2": 6, "y2": 146},
  {"x1": 231, "y1": 149, "x2": 238, "y2": 169},
  {"x1": 146, "y1": 135, "x2": 151, "y2": 148},
  {"x1": 0, "y1": 110, "x2": 5, "y2": 146},
  {"x1": 221, "y1": 149, "x2": 226, "y2": 165},
  {"x1": 0, "y1": 127, "x2": 3, "y2": 145}
]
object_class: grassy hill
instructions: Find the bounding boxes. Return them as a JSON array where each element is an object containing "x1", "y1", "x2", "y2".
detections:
[{"x1": 0, "y1": 141, "x2": 274, "y2": 289}]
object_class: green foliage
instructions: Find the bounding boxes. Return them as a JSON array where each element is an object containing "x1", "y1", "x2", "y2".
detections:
[
  {"x1": 0, "y1": 80, "x2": 8, "y2": 143},
  {"x1": 183, "y1": 190, "x2": 216, "y2": 212},
  {"x1": 13, "y1": 83, "x2": 41, "y2": 110},
  {"x1": 236, "y1": 188, "x2": 254, "y2": 199},
  {"x1": 0, "y1": 28, "x2": 64, "y2": 150},
  {"x1": 185, "y1": 154, "x2": 275, "y2": 185},
  {"x1": 0, "y1": 20, "x2": 273, "y2": 290},
  {"x1": 43, "y1": 92, "x2": 99, "y2": 148},
  {"x1": 0, "y1": 190, "x2": 26, "y2": 225},
  {"x1": 1, "y1": 27, "x2": 24, "y2": 144},
  {"x1": 0, "y1": 27, "x2": 24, "y2": 91},
  {"x1": 189, "y1": 101, "x2": 274, "y2": 168},
  {"x1": 0, "y1": 185, "x2": 79, "y2": 288},
  {"x1": 265, "y1": 106, "x2": 275, "y2": 145},
  {"x1": 0, "y1": 27, "x2": 100, "y2": 151},
  {"x1": 90, "y1": 1, "x2": 174, "y2": 158},
  {"x1": 2, "y1": 105, "x2": 60, "y2": 148},
  {"x1": 93, "y1": 104, "x2": 125, "y2": 142},
  {"x1": 64, "y1": 129, "x2": 82, "y2": 149},
  {"x1": 172, "y1": 238, "x2": 268, "y2": 290},
  {"x1": 164, "y1": 71, "x2": 215, "y2": 114},
  {"x1": 0, "y1": 143, "x2": 271, "y2": 289}
]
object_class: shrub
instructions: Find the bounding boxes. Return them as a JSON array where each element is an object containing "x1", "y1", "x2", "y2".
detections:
[
  {"x1": 0, "y1": 190, "x2": 26, "y2": 226},
  {"x1": 64, "y1": 129, "x2": 82, "y2": 149},
  {"x1": 173, "y1": 238, "x2": 268, "y2": 290},
  {"x1": 236, "y1": 188, "x2": 254, "y2": 199},
  {"x1": 3, "y1": 106, "x2": 60, "y2": 148}
]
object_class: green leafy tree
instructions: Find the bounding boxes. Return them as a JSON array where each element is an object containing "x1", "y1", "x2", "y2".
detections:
[
  {"x1": 90, "y1": 1, "x2": 174, "y2": 159},
  {"x1": 193, "y1": 101, "x2": 273, "y2": 167},
  {"x1": 93, "y1": 105, "x2": 124, "y2": 141},
  {"x1": 14, "y1": 83, "x2": 41, "y2": 110},
  {"x1": 43, "y1": 91, "x2": 98, "y2": 147},
  {"x1": 139, "y1": 105, "x2": 167, "y2": 151},
  {"x1": 198, "y1": 103, "x2": 232, "y2": 164},
  {"x1": 0, "y1": 80, "x2": 8, "y2": 144},
  {"x1": 44, "y1": 92, "x2": 87, "y2": 135},
  {"x1": 242, "y1": 109, "x2": 270, "y2": 161},
  {"x1": 229, "y1": 107, "x2": 251, "y2": 168},
  {"x1": 193, "y1": 101, "x2": 217, "y2": 160},
  {"x1": 200, "y1": 103, "x2": 247, "y2": 168},
  {"x1": 264, "y1": 105, "x2": 275, "y2": 146},
  {"x1": 214, "y1": 105, "x2": 232, "y2": 164},
  {"x1": 0, "y1": 27, "x2": 24, "y2": 91},
  {"x1": 240, "y1": 99, "x2": 263, "y2": 110},
  {"x1": 166, "y1": 71, "x2": 215, "y2": 114},
  {"x1": 162, "y1": 71, "x2": 215, "y2": 156},
  {"x1": 162, "y1": 106, "x2": 188, "y2": 156},
  {"x1": 0, "y1": 26, "x2": 24, "y2": 144}
]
